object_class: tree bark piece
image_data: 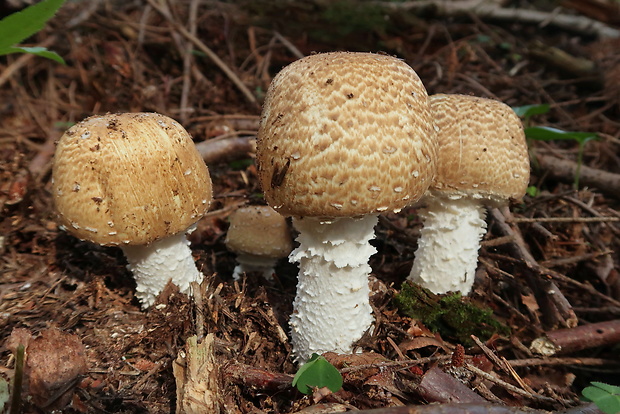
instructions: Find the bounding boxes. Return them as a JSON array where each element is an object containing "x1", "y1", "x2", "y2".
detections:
[
  {"x1": 174, "y1": 334, "x2": 221, "y2": 413},
  {"x1": 530, "y1": 319, "x2": 620, "y2": 356},
  {"x1": 416, "y1": 367, "x2": 487, "y2": 404}
]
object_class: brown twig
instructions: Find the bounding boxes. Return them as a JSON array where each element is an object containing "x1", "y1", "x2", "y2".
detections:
[
  {"x1": 508, "y1": 357, "x2": 620, "y2": 367},
  {"x1": 465, "y1": 364, "x2": 571, "y2": 405},
  {"x1": 530, "y1": 319, "x2": 620, "y2": 356},
  {"x1": 469, "y1": 336, "x2": 535, "y2": 395}
]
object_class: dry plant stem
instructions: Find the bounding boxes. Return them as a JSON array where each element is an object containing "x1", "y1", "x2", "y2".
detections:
[
  {"x1": 9, "y1": 345, "x2": 25, "y2": 414},
  {"x1": 490, "y1": 208, "x2": 578, "y2": 328},
  {"x1": 222, "y1": 362, "x2": 293, "y2": 392},
  {"x1": 145, "y1": 0, "x2": 258, "y2": 106},
  {"x1": 530, "y1": 319, "x2": 620, "y2": 356},
  {"x1": 416, "y1": 366, "x2": 487, "y2": 404},
  {"x1": 464, "y1": 364, "x2": 568, "y2": 405},
  {"x1": 179, "y1": 0, "x2": 199, "y2": 124},
  {"x1": 470, "y1": 335, "x2": 534, "y2": 394},
  {"x1": 537, "y1": 154, "x2": 620, "y2": 200},
  {"x1": 373, "y1": 0, "x2": 620, "y2": 38},
  {"x1": 195, "y1": 136, "x2": 256, "y2": 164}
]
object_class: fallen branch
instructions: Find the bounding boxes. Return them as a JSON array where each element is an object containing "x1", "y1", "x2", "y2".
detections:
[
  {"x1": 508, "y1": 356, "x2": 620, "y2": 367},
  {"x1": 536, "y1": 154, "x2": 620, "y2": 200},
  {"x1": 530, "y1": 319, "x2": 620, "y2": 356},
  {"x1": 222, "y1": 362, "x2": 293, "y2": 393},
  {"x1": 372, "y1": 0, "x2": 620, "y2": 38},
  {"x1": 195, "y1": 136, "x2": 255, "y2": 165}
]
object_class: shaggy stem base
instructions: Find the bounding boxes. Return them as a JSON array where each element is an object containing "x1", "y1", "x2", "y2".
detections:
[{"x1": 289, "y1": 215, "x2": 378, "y2": 364}]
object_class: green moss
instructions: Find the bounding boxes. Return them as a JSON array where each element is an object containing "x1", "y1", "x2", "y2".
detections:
[{"x1": 394, "y1": 282, "x2": 510, "y2": 346}]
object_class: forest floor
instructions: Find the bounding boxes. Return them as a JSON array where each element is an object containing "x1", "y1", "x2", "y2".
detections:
[{"x1": 1, "y1": 0, "x2": 620, "y2": 413}]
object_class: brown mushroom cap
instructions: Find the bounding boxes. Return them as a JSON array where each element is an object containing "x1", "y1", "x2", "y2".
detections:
[
  {"x1": 225, "y1": 205, "x2": 292, "y2": 258},
  {"x1": 429, "y1": 94, "x2": 530, "y2": 204},
  {"x1": 52, "y1": 112, "x2": 212, "y2": 246},
  {"x1": 256, "y1": 52, "x2": 437, "y2": 218}
]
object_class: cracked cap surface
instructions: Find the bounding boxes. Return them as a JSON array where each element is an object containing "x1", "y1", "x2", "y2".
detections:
[
  {"x1": 429, "y1": 94, "x2": 530, "y2": 204},
  {"x1": 256, "y1": 52, "x2": 437, "y2": 218}
]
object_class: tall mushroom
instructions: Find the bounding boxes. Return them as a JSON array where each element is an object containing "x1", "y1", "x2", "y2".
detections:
[
  {"x1": 52, "y1": 112, "x2": 212, "y2": 308},
  {"x1": 407, "y1": 94, "x2": 530, "y2": 294},
  {"x1": 256, "y1": 52, "x2": 437, "y2": 363}
]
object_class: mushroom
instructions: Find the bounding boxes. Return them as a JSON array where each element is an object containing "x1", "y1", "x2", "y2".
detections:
[
  {"x1": 256, "y1": 52, "x2": 437, "y2": 363},
  {"x1": 225, "y1": 205, "x2": 292, "y2": 280},
  {"x1": 407, "y1": 94, "x2": 530, "y2": 294},
  {"x1": 52, "y1": 112, "x2": 212, "y2": 308}
]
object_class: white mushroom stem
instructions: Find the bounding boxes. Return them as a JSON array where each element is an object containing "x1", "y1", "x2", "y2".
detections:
[
  {"x1": 121, "y1": 231, "x2": 203, "y2": 308},
  {"x1": 407, "y1": 196, "x2": 487, "y2": 294},
  {"x1": 289, "y1": 215, "x2": 377, "y2": 364},
  {"x1": 232, "y1": 254, "x2": 278, "y2": 281}
]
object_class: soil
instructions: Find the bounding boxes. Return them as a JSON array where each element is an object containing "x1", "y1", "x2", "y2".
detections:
[{"x1": 1, "y1": 0, "x2": 619, "y2": 413}]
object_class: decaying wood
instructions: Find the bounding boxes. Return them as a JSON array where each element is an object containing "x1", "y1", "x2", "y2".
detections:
[
  {"x1": 173, "y1": 334, "x2": 221, "y2": 414},
  {"x1": 536, "y1": 154, "x2": 620, "y2": 200},
  {"x1": 415, "y1": 366, "x2": 486, "y2": 404},
  {"x1": 222, "y1": 362, "x2": 294, "y2": 392},
  {"x1": 530, "y1": 319, "x2": 620, "y2": 356},
  {"x1": 372, "y1": 0, "x2": 620, "y2": 38}
]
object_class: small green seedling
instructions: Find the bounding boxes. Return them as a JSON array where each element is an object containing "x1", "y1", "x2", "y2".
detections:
[
  {"x1": 582, "y1": 382, "x2": 620, "y2": 414},
  {"x1": 0, "y1": 0, "x2": 67, "y2": 64},
  {"x1": 292, "y1": 353, "x2": 343, "y2": 395},
  {"x1": 512, "y1": 103, "x2": 550, "y2": 127},
  {"x1": 524, "y1": 126, "x2": 599, "y2": 189}
]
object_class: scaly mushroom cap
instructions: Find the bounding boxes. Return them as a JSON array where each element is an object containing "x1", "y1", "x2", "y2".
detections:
[
  {"x1": 256, "y1": 52, "x2": 437, "y2": 218},
  {"x1": 429, "y1": 94, "x2": 530, "y2": 204},
  {"x1": 225, "y1": 205, "x2": 292, "y2": 259},
  {"x1": 52, "y1": 112, "x2": 212, "y2": 246}
]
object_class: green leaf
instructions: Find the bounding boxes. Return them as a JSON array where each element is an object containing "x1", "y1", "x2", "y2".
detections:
[
  {"x1": 526, "y1": 185, "x2": 539, "y2": 197},
  {"x1": 513, "y1": 104, "x2": 550, "y2": 118},
  {"x1": 0, "y1": 0, "x2": 66, "y2": 50},
  {"x1": 292, "y1": 353, "x2": 343, "y2": 395},
  {"x1": 582, "y1": 382, "x2": 620, "y2": 414},
  {"x1": 524, "y1": 126, "x2": 598, "y2": 145},
  {"x1": 0, "y1": 46, "x2": 65, "y2": 63}
]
